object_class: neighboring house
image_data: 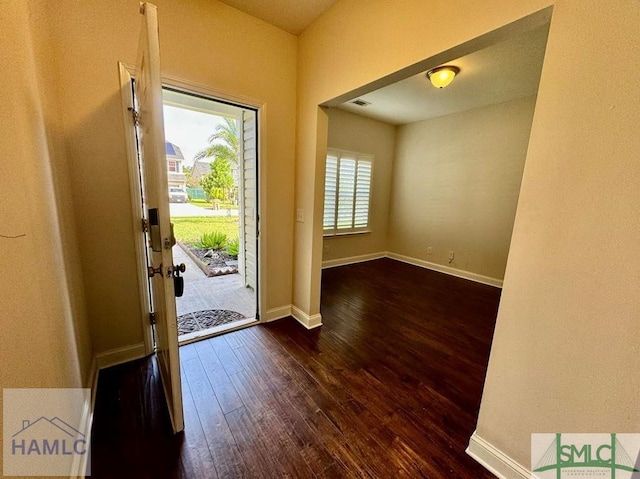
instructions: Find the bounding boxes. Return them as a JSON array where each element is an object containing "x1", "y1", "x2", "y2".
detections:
[
  {"x1": 191, "y1": 157, "x2": 240, "y2": 204},
  {"x1": 192, "y1": 158, "x2": 240, "y2": 185},
  {"x1": 165, "y1": 142, "x2": 187, "y2": 190},
  {"x1": 190, "y1": 159, "x2": 210, "y2": 184}
]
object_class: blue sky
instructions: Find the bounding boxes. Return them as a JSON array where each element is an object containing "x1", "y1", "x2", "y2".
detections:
[{"x1": 163, "y1": 105, "x2": 225, "y2": 167}]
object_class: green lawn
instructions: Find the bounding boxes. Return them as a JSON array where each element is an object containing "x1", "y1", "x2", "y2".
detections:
[
  {"x1": 188, "y1": 198, "x2": 237, "y2": 210},
  {"x1": 188, "y1": 198, "x2": 209, "y2": 206},
  {"x1": 172, "y1": 216, "x2": 239, "y2": 245}
]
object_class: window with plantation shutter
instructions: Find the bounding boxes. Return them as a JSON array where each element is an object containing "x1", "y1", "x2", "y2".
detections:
[{"x1": 323, "y1": 149, "x2": 373, "y2": 235}]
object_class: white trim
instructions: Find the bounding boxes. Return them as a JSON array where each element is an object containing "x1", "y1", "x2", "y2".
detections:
[
  {"x1": 385, "y1": 252, "x2": 503, "y2": 288},
  {"x1": 291, "y1": 305, "x2": 323, "y2": 329},
  {"x1": 322, "y1": 252, "x2": 386, "y2": 269},
  {"x1": 95, "y1": 343, "x2": 147, "y2": 370},
  {"x1": 466, "y1": 432, "x2": 531, "y2": 479},
  {"x1": 263, "y1": 305, "x2": 292, "y2": 322}
]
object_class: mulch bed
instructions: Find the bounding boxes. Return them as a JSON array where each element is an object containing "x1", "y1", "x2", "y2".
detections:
[{"x1": 178, "y1": 241, "x2": 238, "y2": 277}]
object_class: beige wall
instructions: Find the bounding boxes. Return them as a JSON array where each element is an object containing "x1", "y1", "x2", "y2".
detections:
[
  {"x1": 388, "y1": 96, "x2": 536, "y2": 281},
  {"x1": 324, "y1": 108, "x2": 396, "y2": 262},
  {"x1": 297, "y1": 0, "x2": 640, "y2": 470},
  {"x1": 0, "y1": 0, "x2": 93, "y2": 466},
  {"x1": 48, "y1": 0, "x2": 297, "y2": 353},
  {"x1": 476, "y1": 0, "x2": 640, "y2": 465}
]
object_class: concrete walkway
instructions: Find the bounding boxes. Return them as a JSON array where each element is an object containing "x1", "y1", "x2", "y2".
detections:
[
  {"x1": 173, "y1": 244, "x2": 255, "y2": 320},
  {"x1": 170, "y1": 202, "x2": 239, "y2": 217}
]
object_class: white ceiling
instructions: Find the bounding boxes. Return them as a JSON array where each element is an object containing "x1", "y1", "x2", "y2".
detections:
[
  {"x1": 218, "y1": 0, "x2": 338, "y2": 35},
  {"x1": 337, "y1": 25, "x2": 550, "y2": 125}
]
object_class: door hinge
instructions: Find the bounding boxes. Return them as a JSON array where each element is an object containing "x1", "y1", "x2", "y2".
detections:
[
  {"x1": 142, "y1": 218, "x2": 149, "y2": 233},
  {"x1": 128, "y1": 107, "x2": 140, "y2": 126},
  {"x1": 149, "y1": 312, "x2": 156, "y2": 325}
]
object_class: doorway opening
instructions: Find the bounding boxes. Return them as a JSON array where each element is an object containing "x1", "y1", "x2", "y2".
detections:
[{"x1": 162, "y1": 87, "x2": 259, "y2": 344}]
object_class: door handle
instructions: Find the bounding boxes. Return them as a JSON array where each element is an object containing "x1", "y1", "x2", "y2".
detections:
[
  {"x1": 171, "y1": 263, "x2": 186, "y2": 297},
  {"x1": 170, "y1": 263, "x2": 186, "y2": 275}
]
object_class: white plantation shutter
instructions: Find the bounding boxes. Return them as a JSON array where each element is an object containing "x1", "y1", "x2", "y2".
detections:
[
  {"x1": 323, "y1": 149, "x2": 373, "y2": 234},
  {"x1": 337, "y1": 157, "x2": 356, "y2": 229},
  {"x1": 354, "y1": 160, "x2": 371, "y2": 227},
  {"x1": 323, "y1": 155, "x2": 338, "y2": 229},
  {"x1": 241, "y1": 110, "x2": 257, "y2": 290}
]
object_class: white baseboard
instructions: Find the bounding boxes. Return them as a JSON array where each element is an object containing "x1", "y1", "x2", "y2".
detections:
[
  {"x1": 263, "y1": 305, "x2": 292, "y2": 322},
  {"x1": 322, "y1": 251, "x2": 386, "y2": 269},
  {"x1": 95, "y1": 342, "x2": 146, "y2": 370},
  {"x1": 291, "y1": 305, "x2": 323, "y2": 329},
  {"x1": 466, "y1": 432, "x2": 531, "y2": 479},
  {"x1": 385, "y1": 252, "x2": 503, "y2": 288}
]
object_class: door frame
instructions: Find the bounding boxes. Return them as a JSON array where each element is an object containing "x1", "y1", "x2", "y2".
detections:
[{"x1": 119, "y1": 63, "x2": 266, "y2": 355}]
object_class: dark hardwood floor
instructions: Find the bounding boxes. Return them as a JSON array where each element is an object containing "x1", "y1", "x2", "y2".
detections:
[{"x1": 91, "y1": 258, "x2": 500, "y2": 478}]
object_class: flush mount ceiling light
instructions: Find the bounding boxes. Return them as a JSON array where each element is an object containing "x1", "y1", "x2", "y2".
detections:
[{"x1": 426, "y1": 66, "x2": 460, "y2": 88}]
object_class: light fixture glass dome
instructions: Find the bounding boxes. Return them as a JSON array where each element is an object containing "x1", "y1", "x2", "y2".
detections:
[{"x1": 426, "y1": 66, "x2": 460, "y2": 88}]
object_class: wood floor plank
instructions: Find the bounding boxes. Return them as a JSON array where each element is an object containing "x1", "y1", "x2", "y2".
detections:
[
  {"x1": 178, "y1": 369, "x2": 218, "y2": 479},
  {"x1": 91, "y1": 258, "x2": 499, "y2": 478},
  {"x1": 181, "y1": 357, "x2": 250, "y2": 478},
  {"x1": 193, "y1": 341, "x2": 244, "y2": 414},
  {"x1": 231, "y1": 347, "x2": 337, "y2": 474},
  {"x1": 226, "y1": 372, "x2": 316, "y2": 479}
]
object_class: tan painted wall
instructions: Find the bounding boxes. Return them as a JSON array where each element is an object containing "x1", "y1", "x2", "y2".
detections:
[
  {"x1": 476, "y1": 0, "x2": 640, "y2": 465},
  {"x1": 297, "y1": 0, "x2": 640, "y2": 469},
  {"x1": 0, "y1": 0, "x2": 93, "y2": 464},
  {"x1": 388, "y1": 97, "x2": 536, "y2": 281},
  {"x1": 323, "y1": 109, "x2": 396, "y2": 262},
  {"x1": 48, "y1": 0, "x2": 297, "y2": 353}
]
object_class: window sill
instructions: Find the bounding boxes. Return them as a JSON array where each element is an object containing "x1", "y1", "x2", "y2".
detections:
[{"x1": 323, "y1": 230, "x2": 371, "y2": 238}]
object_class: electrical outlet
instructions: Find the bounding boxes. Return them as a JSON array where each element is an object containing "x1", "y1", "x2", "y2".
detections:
[
  {"x1": 296, "y1": 208, "x2": 304, "y2": 222},
  {"x1": 427, "y1": 246, "x2": 433, "y2": 255},
  {"x1": 448, "y1": 251, "x2": 455, "y2": 260}
]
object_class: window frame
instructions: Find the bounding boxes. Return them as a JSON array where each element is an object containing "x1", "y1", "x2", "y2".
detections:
[{"x1": 323, "y1": 148, "x2": 374, "y2": 237}]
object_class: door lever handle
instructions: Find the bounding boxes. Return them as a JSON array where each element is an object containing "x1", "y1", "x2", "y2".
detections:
[{"x1": 170, "y1": 263, "x2": 186, "y2": 275}]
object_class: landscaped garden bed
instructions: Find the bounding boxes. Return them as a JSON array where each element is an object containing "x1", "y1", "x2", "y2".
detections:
[{"x1": 178, "y1": 241, "x2": 238, "y2": 277}]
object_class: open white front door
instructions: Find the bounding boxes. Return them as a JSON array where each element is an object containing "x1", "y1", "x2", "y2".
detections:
[{"x1": 132, "y1": 2, "x2": 184, "y2": 433}]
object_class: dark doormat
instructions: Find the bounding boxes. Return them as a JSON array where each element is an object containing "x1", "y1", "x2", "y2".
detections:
[{"x1": 177, "y1": 309, "x2": 246, "y2": 336}]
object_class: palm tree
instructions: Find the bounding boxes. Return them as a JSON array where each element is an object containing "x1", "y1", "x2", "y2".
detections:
[{"x1": 193, "y1": 117, "x2": 238, "y2": 165}]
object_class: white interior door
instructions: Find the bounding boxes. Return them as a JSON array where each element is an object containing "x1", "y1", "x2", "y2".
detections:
[
  {"x1": 241, "y1": 110, "x2": 257, "y2": 290},
  {"x1": 133, "y1": 2, "x2": 184, "y2": 433}
]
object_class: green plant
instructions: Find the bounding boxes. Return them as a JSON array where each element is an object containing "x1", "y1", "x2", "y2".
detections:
[
  {"x1": 196, "y1": 230, "x2": 228, "y2": 250},
  {"x1": 226, "y1": 237, "x2": 239, "y2": 258}
]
